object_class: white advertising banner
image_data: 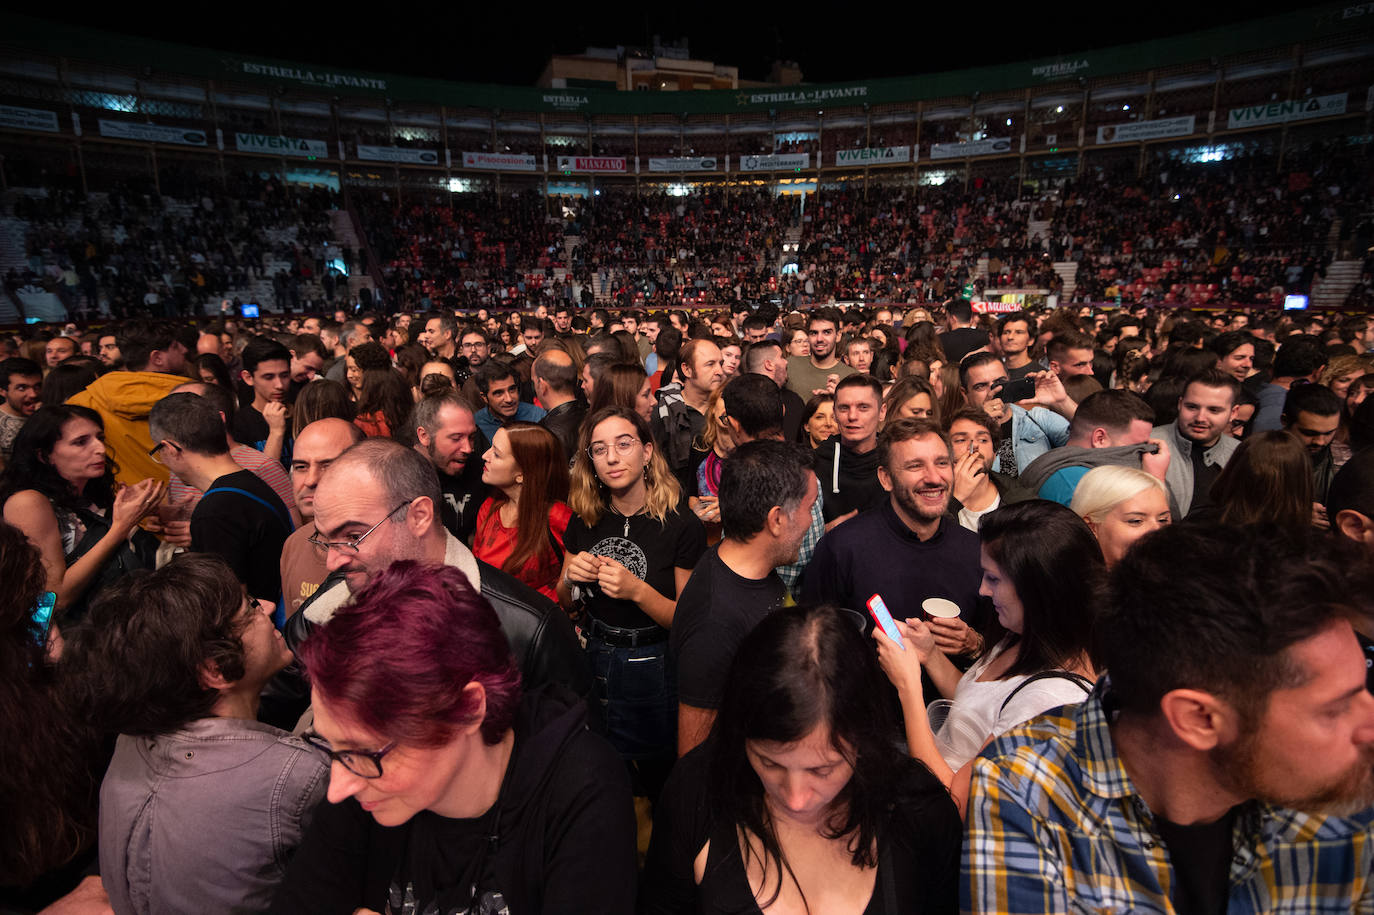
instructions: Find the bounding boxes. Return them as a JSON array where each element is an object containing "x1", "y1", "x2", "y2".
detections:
[
  {"x1": 98, "y1": 119, "x2": 208, "y2": 146},
  {"x1": 1226, "y1": 93, "x2": 1347, "y2": 129},
  {"x1": 461, "y1": 151, "x2": 539, "y2": 171},
  {"x1": 556, "y1": 155, "x2": 628, "y2": 173},
  {"x1": 738, "y1": 153, "x2": 810, "y2": 171},
  {"x1": 0, "y1": 104, "x2": 59, "y2": 132},
  {"x1": 831, "y1": 146, "x2": 912, "y2": 166},
  {"x1": 1095, "y1": 115, "x2": 1195, "y2": 144},
  {"x1": 356, "y1": 144, "x2": 440, "y2": 165},
  {"x1": 647, "y1": 156, "x2": 718, "y2": 172},
  {"x1": 928, "y1": 137, "x2": 1012, "y2": 160},
  {"x1": 234, "y1": 132, "x2": 329, "y2": 158}
]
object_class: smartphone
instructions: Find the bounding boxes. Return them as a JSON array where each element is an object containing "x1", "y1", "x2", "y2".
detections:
[
  {"x1": 867, "y1": 593, "x2": 905, "y2": 650},
  {"x1": 31, "y1": 591, "x2": 56, "y2": 647},
  {"x1": 995, "y1": 376, "x2": 1037, "y2": 403}
]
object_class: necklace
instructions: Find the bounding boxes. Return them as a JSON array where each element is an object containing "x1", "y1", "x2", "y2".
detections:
[{"x1": 609, "y1": 502, "x2": 644, "y2": 537}]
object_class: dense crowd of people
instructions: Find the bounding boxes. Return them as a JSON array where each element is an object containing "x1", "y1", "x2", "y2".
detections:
[
  {"x1": 345, "y1": 142, "x2": 1374, "y2": 318},
  {"x1": 3, "y1": 290, "x2": 1374, "y2": 913},
  {"x1": 7, "y1": 175, "x2": 347, "y2": 321}
]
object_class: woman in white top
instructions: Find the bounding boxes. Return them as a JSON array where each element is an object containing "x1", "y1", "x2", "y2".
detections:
[{"x1": 875, "y1": 499, "x2": 1103, "y2": 813}]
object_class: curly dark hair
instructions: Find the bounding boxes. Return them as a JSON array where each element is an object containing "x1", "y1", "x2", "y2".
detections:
[
  {"x1": 61, "y1": 553, "x2": 248, "y2": 737},
  {"x1": 0, "y1": 405, "x2": 116, "y2": 514},
  {"x1": 0, "y1": 522, "x2": 98, "y2": 885}
]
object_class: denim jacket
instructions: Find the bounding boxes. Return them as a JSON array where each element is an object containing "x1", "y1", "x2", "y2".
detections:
[
  {"x1": 99, "y1": 717, "x2": 328, "y2": 915},
  {"x1": 991, "y1": 405, "x2": 1071, "y2": 476}
]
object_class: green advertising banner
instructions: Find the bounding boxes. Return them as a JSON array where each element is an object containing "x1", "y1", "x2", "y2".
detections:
[{"x1": 0, "y1": 5, "x2": 1368, "y2": 117}]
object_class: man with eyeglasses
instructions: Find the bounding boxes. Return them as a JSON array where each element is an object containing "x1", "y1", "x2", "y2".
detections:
[
  {"x1": 149, "y1": 393, "x2": 293, "y2": 622},
  {"x1": 272, "y1": 437, "x2": 590, "y2": 729},
  {"x1": 456, "y1": 326, "x2": 491, "y2": 412}
]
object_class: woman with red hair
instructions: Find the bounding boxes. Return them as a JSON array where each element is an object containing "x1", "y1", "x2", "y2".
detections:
[
  {"x1": 473, "y1": 422, "x2": 572, "y2": 600},
  {"x1": 273, "y1": 562, "x2": 635, "y2": 914}
]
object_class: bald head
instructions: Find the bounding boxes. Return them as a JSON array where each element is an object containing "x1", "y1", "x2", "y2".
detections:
[
  {"x1": 291, "y1": 418, "x2": 366, "y2": 519},
  {"x1": 312, "y1": 438, "x2": 445, "y2": 591},
  {"x1": 533, "y1": 348, "x2": 577, "y2": 395}
]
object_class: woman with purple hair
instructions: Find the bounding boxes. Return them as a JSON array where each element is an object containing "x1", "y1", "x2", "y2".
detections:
[{"x1": 272, "y1": 561, "x2": 636, "y2": 915}]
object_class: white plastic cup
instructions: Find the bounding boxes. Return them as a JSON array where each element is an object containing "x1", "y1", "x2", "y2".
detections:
[
  {"x1": 926, "y1": 698, "x2": 956, "y2": 733},
  {"x1": 923, "y1": 597, "x2": 961, "y2": 619}
]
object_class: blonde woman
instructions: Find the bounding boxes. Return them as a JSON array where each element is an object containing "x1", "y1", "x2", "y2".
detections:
[
  {"x1": 558, "y1": 406, "x2": 706, "y2": 782},
  {"x1": 1070, "y1": 465, "x2": 1171, "y2": 567}
]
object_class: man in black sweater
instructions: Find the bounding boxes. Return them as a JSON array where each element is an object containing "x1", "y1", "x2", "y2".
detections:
[{"x1": 805, "y1": 417, "x2": 986, "y2": 658}]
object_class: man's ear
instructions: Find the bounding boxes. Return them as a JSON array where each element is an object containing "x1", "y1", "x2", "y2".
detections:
[
  {"x1": 1158, "y1": 688, "x2": 1237, "y2": 751},
  {"x1": 764, "y1": 503, "x2": 786, "y2": 538},
  {"x1": 877, "y1": 464, "x2": 894, "y2": 494},
  {"x1": 1336, "y1": 509, "x2": 1374, "y2": 547},
  {"x1": 406, "y1": 495, "x2": 436, "y2": 536},
  {"x1": 240, "y1": 369, "x2": 253, "y2": 387},
  {"x1": 1090, "y1": 427, "x2": 1110, "y2": 448},
  {"x1": 199, "y1": 659, "x2": 232, "y2": 692}
]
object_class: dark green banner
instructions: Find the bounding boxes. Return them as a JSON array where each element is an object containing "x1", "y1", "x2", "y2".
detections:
[{"x1": 2, "y1": 5, "x2": 1368, "y2": 116}]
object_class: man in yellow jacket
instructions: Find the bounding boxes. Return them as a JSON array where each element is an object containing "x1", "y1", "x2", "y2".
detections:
[{"x1": 67, "y1": 325, "x2": 190, "y2": 487}]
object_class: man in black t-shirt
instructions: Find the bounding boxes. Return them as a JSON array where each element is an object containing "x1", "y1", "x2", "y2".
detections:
[
  {"x1": 671, "y1": 440, "x2": 818, "y2": 756},
  {"x1": 150, "y1": 394, "x2": 291, "y2": 615},
  {"x1": 409, "y1": 391, "x2": 488, "y2": 543},
  {"x1": 233, "y1": 336, "x2": 294, "y2": 467},
  {"x1": 938, "y1": 298, "x2": 990, "y2": 366}
]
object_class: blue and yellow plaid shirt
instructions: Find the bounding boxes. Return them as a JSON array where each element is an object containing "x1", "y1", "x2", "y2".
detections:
[{"x1": 963, "y1": 680, "x2": 1374, "y2": 914}]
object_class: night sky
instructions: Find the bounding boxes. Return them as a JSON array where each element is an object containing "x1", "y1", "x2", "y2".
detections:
[{"x1": 67, "y1": 2, "x2": 1324, "y2": 86}]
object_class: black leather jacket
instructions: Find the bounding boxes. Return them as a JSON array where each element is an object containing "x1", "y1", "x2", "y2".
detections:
[
  {"x1": 260, "y1": 561, "x2": 595, "y2": 731},
  {"x1": 539, "y1": 399, "x2": 587, "y2": 465}
]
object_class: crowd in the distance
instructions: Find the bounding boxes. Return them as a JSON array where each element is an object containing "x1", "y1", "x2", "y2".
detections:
[
  {"x1": 3, "y1": 293, "x2": 1374, "y2": 915},
  {"x1": 8, "y1": 175, "x2": 345, "y2": 321}
]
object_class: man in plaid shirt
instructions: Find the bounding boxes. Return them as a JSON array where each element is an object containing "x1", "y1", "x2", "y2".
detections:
[{"x1": 965, "y1": 524, "x2": 1374, "y2": 914}]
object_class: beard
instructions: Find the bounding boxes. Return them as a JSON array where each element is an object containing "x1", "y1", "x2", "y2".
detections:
[
  {"x1": 1212, "y1": 732, "x2": 1374, "y2": 817},
  {"x1": 893, "y1": 482, "x2": 950, "y2": 523}
]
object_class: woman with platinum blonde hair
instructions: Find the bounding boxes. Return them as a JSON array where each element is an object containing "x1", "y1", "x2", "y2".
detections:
[{"x1": 1070, "y1": 465, "x2": 1171, "y2": 567}]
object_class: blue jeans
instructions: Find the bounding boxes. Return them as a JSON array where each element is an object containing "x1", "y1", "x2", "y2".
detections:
[{"x1": 584, "y1": 633, "x2": 676, "y2": 762}]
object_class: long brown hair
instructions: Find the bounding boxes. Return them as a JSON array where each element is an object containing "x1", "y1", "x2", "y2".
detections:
[
  {"x1": 491, "y1": 422, "x2": 570, "y2": 575},
  {"x1": 588, "y1": 362, "x2": 649, "y2": 416},
  {"x1": 356, "y1": 367, "x2": 413, "y2": 439},
  {"x1": 1211, "y1": 431, "x2": 1313, "y2": 530}
]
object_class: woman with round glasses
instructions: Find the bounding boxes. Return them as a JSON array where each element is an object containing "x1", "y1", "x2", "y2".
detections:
[
  {"x1": 274, "y1": 561, "x2": 635, "y2": 915},
  {"x1": 559, "y1": 406, "x2": 706, "y2": 795},
  {"x1": 61, "y1": 553, "x2": 322, "y2": 914}
]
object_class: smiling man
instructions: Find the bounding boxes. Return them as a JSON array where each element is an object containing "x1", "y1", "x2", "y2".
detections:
[
  {"x1": 803, "y1": 417, "x2": 984, "y2": 652},
  {"x1": 966, "y1": 524, "x2": 1374, "y2": 913},
  {"x1": 786, "y1": 307, "x2": 854, "y2": 400}
]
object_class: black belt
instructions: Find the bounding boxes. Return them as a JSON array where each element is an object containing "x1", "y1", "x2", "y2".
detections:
[{"x1": 584, "y1": 616, "x2": 669, "y2": 648}]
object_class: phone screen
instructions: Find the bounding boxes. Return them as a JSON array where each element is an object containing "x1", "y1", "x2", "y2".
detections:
[
  {"x1": 867, "y1": 593, "x2": 905, "y2": 649},
  {"x1": 31, "y1": 591, "x2": 56, "y2": 646}
]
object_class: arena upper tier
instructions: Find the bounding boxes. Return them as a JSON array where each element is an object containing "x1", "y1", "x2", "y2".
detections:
[{"x1": 0, "y1": 5, "x2": 1370, "y2": 192}]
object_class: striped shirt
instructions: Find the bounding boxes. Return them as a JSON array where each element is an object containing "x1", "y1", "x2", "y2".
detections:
[{"x1": 963, "y1": 681, "x2": 1374, "y2": 914}]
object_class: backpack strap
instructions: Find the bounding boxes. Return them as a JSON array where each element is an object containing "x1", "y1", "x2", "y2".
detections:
[
  {"x1": 203, "y1": 486, "x2": 295, "y2": 534},
  {"x1": 999, "y1": 670, "x2": 1094, "y2": 715}
]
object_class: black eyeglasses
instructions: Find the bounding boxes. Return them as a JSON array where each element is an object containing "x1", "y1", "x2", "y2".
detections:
[
  {"x1": 147, "y1": 440, "x2": 182, "y2": 463},
  {"x1": 302, "y1": 731, "x2": 397, "y2": 779},
  {"x1": 307, "y1": 501, "x2": 411, "y2": 554}
]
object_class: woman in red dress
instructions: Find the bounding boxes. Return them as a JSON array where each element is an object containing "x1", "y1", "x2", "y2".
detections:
[{"x1": 473, "y1": 422, "x2": 572, "y2": 600}]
